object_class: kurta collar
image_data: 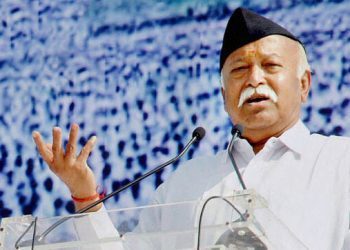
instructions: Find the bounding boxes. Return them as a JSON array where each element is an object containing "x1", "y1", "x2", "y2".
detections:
[
  {"x1": 277, "y1": 120, "x2": 310, "y2": 155},
  {"x1": 224, "y1": 120, "x2": 310, "y2": 163}
]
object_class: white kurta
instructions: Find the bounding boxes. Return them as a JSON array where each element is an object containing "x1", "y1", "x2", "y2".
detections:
[{"x1": 79, "y1": 120, "x2": 350, "y2": 249}]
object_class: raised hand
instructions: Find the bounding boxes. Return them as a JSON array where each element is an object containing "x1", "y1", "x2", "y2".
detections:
[{"x1": 32, "y1": 123, "x2": 101, "y2": 211}]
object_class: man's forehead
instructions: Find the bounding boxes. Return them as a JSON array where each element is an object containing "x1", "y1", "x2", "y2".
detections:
[
  {"x1": 226, "y1": 35, "x2": 295, "y2": 63},
  {"x1": 230, "y1": 50, "x2": 257, "y2": 62}
]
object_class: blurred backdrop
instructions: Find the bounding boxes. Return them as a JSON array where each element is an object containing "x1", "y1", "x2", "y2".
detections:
[{"x1": 0, "y1": 0, "x2": 349, "y2": 218}]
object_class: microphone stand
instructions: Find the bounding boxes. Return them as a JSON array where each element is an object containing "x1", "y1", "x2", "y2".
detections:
[{"x1": 228, "y1": 125, "x2": 246, "y2": 190}]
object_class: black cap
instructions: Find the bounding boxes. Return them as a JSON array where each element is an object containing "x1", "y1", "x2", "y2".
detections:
[{"x1": 220, "y1": 7, "x2": 303, "y2": 71}]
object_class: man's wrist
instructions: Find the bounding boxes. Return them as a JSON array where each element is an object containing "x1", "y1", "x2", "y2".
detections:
[
  {"x1": 74, "y1": 199, "x2": 103, "y2": 212},
  {"x1": 71, "y1": 185, "x2": 106, "y2": 212}
]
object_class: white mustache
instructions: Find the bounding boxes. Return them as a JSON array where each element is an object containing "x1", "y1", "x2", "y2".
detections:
[{"x1": 238, "y1": 85, "x2": 278, "y2": 108}]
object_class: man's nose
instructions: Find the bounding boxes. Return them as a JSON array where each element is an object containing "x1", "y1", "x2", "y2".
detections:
[{"x1": 246, "y1": 65, "x2": 265, "y2": 87}]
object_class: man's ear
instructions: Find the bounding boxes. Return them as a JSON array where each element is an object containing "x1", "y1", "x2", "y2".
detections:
[
  {"x1": 221, "y1": 87, "x2": 227, "y2": 112},
  {"x1": 300, "y1": 70, "x2": 312, "y2": 103}
]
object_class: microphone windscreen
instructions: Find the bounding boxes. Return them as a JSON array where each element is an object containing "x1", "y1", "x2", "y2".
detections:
[
  {"x1": 192, "y1": 127, "x2": 206, "y2": 141},
  {"x1": 231, "y1": 124, "x2": 244, "y2": 136}
]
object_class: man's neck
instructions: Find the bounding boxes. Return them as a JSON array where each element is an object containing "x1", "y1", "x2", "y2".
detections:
[
  {"x1": 249, "y1": 139, "x2": 270, "y2": 154},
  {"x1": 243, "y1": 119, "x2": 300, "y2": 154}
]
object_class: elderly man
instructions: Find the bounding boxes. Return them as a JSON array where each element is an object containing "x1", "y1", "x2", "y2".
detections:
[{"x1": 32, "y1": 7, "x2": 350, "y2": 250}]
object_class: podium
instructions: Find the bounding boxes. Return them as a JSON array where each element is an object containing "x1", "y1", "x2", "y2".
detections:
[{"x1": 0, "y1": 190, "x2": 307, "y2": 249}]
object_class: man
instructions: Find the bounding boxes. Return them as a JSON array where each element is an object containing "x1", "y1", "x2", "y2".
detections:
[{"x1": 32, "y1": 7, "x2": 350, "y2": 249}]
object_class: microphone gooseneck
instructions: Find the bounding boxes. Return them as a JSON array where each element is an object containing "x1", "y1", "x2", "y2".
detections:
[
  {"x1": 16, "y1": 127, "x2": 206, "y2": 247},
  {"x1": 77, "y1": 126, "x2": 205, "y2": 214},
  {"x1": 228, "y1": 124, "x2": 247, "y2": 190}
]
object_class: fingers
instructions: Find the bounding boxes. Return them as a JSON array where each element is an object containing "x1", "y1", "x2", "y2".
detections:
[
  {"x1": 52, "y1": 127, "x2": 63, "y2": 162},
  {"x1": 32, "y1": 131, "x2": 53, "y2": 164},
  {"x1": 77, "y1": 136, "x2": 97, "y2": 163},
  {"x1": 34, "y1": 126, "x2": 97, "y2": 171},
  {"x1": 65, "y1": 123, "x2": 79, "y2": 158}
]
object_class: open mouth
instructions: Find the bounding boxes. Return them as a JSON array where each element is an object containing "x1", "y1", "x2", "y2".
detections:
[{"x1": 246, "y1": 95, "x2": 270, "y2": 104}]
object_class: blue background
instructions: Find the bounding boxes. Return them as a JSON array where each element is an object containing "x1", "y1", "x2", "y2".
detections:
[{"x1": 0, "y1": 0, "x2": 349, "y2": 219}]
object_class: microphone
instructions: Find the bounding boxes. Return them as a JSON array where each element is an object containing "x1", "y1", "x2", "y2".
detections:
[
  {"x1": 192, "y1": 127, "x2": 206, "y2": 141},
  {"x1": 15, "y1": 127, "x2": 206, "y2": 248},
  {"x1": 231, "y1": 125, "x2": 243, "y2": 141},
  {"x1": 228, "y1": 124, "x2": 246, "y2": 190}
]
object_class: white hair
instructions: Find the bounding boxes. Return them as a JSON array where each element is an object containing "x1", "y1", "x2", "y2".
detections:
[
  {"x1": 296, "y1": 43, "x2": 311, "y2": 78},
  {"x1": 220, "y1": 73, "x2": 225, "y2": 89}
]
